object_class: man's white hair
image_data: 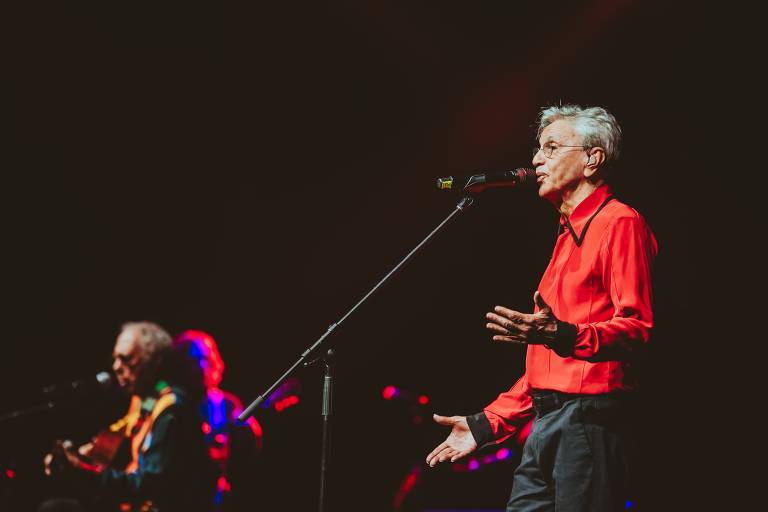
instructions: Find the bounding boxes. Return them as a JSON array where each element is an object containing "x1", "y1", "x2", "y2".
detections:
[
  {"x1": 537, "y1": 104, "x2": 622, "y2": 167},
  {"x1": 121, "y1": 321, "x2": 172, "y2": 363}
]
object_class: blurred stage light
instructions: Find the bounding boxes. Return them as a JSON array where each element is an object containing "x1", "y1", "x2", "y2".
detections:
[{"x1": 382, "y1": 385, "x2": 400, "y2": 400}]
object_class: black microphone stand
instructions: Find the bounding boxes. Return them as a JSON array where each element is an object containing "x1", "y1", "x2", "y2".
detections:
[
  {"x1": 237, "y1": 196, "x2": 474, "y2": 512},
  {"x1": 0, "y1": 402, "x2": 57, "y2": 424},
  {"x1": 0, "y1": 373, "x2": 114, "y2": 424}
]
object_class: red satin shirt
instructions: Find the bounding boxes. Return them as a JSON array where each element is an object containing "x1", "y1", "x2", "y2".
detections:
[{"x1": 479, "y1": 184, "x2": 658, "y2": 444}]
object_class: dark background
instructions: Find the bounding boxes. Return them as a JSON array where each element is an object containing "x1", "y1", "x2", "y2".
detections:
[{"x1": 7, "y1": 1, "x2": 743, "y2": 510}]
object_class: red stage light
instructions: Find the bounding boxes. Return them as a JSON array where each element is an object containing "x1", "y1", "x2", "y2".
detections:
[
  {"x1": 217, "y1": 476, "x2": 231, "y2": 492},
  {"x1": 274, "y1": 395, "x2": 299, "y2": 412},
  {"x1": 382, "y1": 385, "x2": 399, "y2": 400}
]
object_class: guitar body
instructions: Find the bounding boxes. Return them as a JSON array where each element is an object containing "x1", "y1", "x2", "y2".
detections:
[{"x1": 81, "y1": 429, "x2": 125, "y2": 470}]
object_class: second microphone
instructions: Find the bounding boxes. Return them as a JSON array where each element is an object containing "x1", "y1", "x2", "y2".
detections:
[{"x1": 437, "y1": 168, "x2": 536, "y2": 194}]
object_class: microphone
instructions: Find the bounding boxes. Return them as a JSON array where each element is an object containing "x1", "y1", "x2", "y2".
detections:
[
  {"x1": 42, "y1": 371, "x2": 114, "y2": 396},
  {"x1": 436, "y1": 168, "x2": 537, "y2": 194}
]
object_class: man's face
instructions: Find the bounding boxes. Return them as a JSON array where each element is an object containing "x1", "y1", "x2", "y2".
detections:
[
  {"x1": 532, "y1": 120, "x2": 589, "y2": 202},
  {"x1": 112, "y1": 329, "x2": 147, "y2": 395}
]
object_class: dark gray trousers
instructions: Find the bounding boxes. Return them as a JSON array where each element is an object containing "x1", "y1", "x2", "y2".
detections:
[{"x1": 507, "y1": 393, "x2": 636, "y2": 512}]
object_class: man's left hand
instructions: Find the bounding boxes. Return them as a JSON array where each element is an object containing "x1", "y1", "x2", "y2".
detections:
[{"x1": 486, "y1": 291, "x2": 558, "y2": 345}]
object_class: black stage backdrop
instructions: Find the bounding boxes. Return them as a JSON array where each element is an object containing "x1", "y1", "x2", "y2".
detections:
[{"x1": 8, "y1": 1, "x2": 749, "y2": 510}]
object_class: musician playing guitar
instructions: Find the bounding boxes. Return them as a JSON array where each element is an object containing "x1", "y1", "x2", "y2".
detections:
[{"x1": 41, "y1": 322, "x2": 217, "y2": 512}]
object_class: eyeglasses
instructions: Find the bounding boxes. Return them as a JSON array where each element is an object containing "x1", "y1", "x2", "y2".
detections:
[
  {"x1": 112, "y1": 353, "x2": 141, "y2": 372},
  {"x1": 533, "y1": 142, "x2": 589, "y2": 159}
]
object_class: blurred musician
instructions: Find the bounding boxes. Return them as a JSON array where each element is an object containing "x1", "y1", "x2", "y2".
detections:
[
  {"x1": 41, "y1": 322, "x2": 216, "y2": 512},
  {"x1": 172, "y1": 330, "x2": 263, "y2": 512}
]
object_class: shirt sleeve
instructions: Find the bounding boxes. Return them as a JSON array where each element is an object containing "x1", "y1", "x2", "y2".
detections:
[
  {"x1": 563, "y1": 215, "x2": 658, "y2": 361},
  {"x1": 98, "y1": 406, "x2": 179, "y2": 502},
  {"x1": 466, "y1": 373, "x2": 535, "y2": 446}
]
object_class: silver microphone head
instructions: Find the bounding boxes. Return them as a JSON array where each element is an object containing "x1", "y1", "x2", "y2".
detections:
[{"x1": 95, "y1": 371, "x2": 113, "y2": 388}]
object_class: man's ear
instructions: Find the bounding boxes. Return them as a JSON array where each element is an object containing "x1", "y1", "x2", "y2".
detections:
[{"x1": 584, "y1": 147, "x2": 605, "y2": 178}]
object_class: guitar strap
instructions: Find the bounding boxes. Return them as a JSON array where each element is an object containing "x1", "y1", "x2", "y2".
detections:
[{"x1": 124, "y1": 386, "x2": 177, "y2": 474}]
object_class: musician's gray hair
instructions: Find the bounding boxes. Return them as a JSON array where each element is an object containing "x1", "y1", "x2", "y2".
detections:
[
  {"x1": 121, "y1": 321, "x2": 172, "y2": 363},
  {"x1": 537, "y1": 104, "x2": 622, "y2": 166}
]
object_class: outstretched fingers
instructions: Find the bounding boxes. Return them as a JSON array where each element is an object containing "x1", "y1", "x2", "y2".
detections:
[
  {"x1": 486, "y1": 318, "x2": 513, "y2": 335},
  {"x1": 487, "y1": 310, "x2": 530, "y2": 329},
  {"x1": 427, "y1": 414, "x2": 477, "y2": 467},
  {"x1": 492, "y1": 335, "x2": 527, "y2": 344},
  {"x1": 426, "y1": 442, "x2": 450, "y2": 466},
  {"x1": 428, "y1": 446, "x2": 460, "y2": 466},
  {"x1": 432, "y1": 414, "x2": 455, "y2": 426},
  {"x1": 427, "y1": 444, "x2": 472, "y2": 466}
]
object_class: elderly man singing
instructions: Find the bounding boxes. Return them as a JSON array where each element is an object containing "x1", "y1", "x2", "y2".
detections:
[{"x1": 427, "y1": 105, "x2": 657, "y2": 512}]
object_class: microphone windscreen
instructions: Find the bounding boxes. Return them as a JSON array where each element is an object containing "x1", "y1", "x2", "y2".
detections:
[{"x1": 95, "y1": 371, "x2": 113, "y2": 389}]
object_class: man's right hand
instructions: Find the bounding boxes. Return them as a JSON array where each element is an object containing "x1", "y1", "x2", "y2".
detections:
[
  {"x1": 43, "y1": 440, "x2": 79, "y2": 476},
  {"x1": 426, "y1": 414, "x2": 478, "y2": 467}
]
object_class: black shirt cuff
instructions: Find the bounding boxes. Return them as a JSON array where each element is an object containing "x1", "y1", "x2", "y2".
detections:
[
  {"x1": 549, "y1": 320, "x2": 577, "y2": 357},
  {"x1": 466, "y1": 411, "x2": 494, "y2": 448}
]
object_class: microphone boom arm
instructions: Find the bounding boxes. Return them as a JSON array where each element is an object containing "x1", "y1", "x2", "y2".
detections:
[
  {"x1": 237, "y1": 195, "x2": 474, "y2": 422},
  {"x1": 237, "y1": 195, "x2": 474, "y2": 512}
]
